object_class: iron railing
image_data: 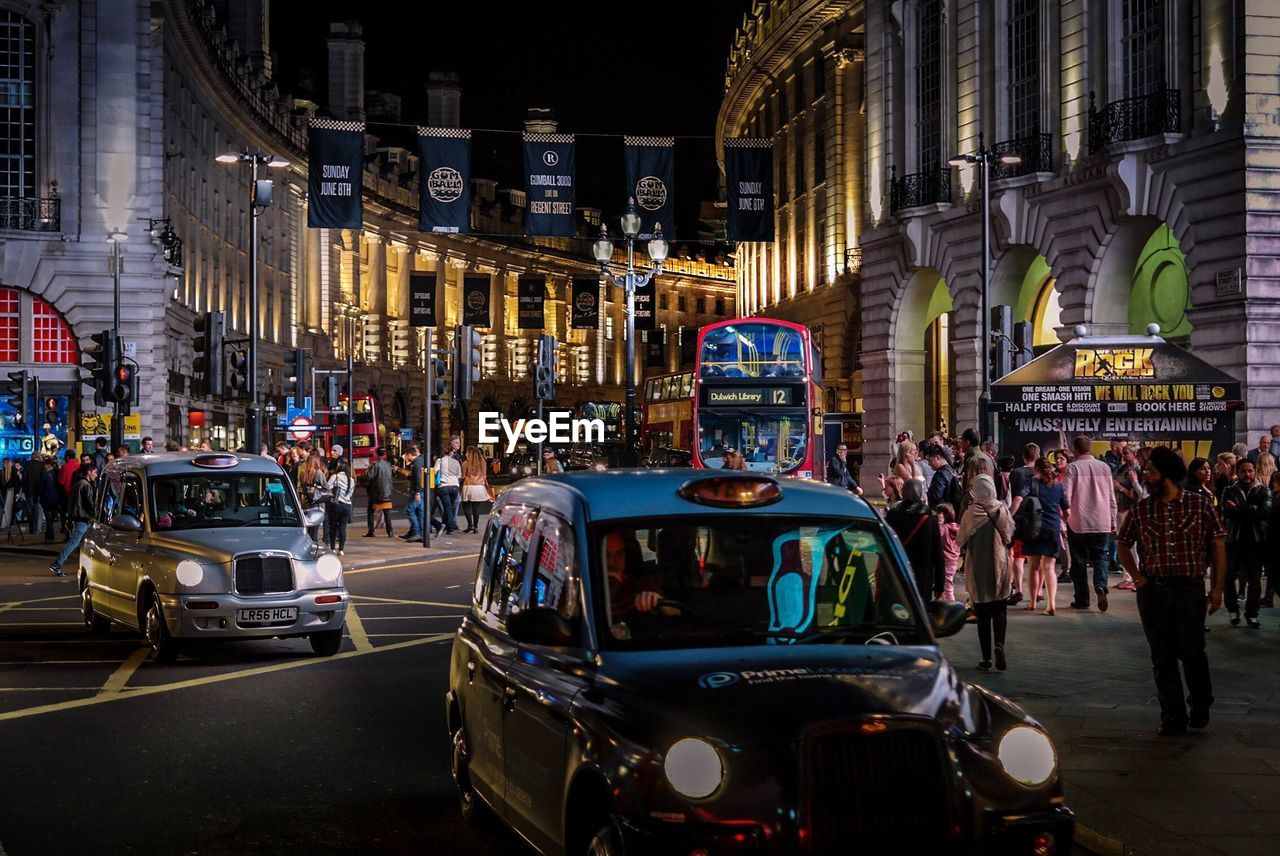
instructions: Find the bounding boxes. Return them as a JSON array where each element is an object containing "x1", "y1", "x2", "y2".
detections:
[
  {"x1": 1088, "y1": 88, "x2": 1181, "y2": 154},
  {"x1": 889, "y1": 168, "x2": 951, "y2": 213},
  {"x1": 0, "y1": 196, "x2": 60, "y2": 232},
  {"x1": 990, "y1": 131, "x2": 1053, "y2": 180}
]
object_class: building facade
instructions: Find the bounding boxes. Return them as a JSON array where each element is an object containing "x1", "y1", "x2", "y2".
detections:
[
  {"x1": 722, "y1": 0, "x2": 1277, "y2": 478},
  {"x1": 0, "y1": 0, "x2": 733, "y2": 459}
]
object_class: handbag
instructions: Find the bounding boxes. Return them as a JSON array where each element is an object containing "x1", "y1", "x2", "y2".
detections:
[{"x1": 486, "y1": 485, "x2": 496, "y2": 502}]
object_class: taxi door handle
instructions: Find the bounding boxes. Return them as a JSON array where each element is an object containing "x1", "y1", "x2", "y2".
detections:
[{"x1": 503, "y1": 686, "x2": 517, "y2": 712}]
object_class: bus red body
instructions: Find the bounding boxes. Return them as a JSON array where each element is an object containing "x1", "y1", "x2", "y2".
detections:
[
  {"x1": 331, "y1": 394, "x2": 379, "y2": 474},
  {"x1": 639, "y1": 370, "x2": 694, "y2": 456},
  {"x1": 692, "y1": 319, "x2": 824, "y2": 479}
]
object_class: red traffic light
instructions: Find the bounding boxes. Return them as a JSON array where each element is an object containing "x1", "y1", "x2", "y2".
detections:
[{"x1": 116, "y1": 366, "x2": 130, "y2": 382}]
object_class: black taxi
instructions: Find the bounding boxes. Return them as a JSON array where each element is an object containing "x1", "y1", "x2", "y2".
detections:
[{"x1": 446, "y1": 470, "x2": 1073, "y2": 855}]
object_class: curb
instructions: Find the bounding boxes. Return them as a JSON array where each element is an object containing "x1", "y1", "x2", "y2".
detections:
[{"x1": 1074, "y1": 821, "x2": 1127, "y2": 856}]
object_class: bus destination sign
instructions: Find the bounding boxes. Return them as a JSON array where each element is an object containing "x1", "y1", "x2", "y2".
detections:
[{"x1": 705, "y1": 387, "x2": 793, "y2": 406}]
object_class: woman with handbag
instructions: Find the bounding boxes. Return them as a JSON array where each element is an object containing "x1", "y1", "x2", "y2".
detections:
[
  {"x1": 884, "y1": 479, "x2": 944, "y2": 601},
  {"x1": 298, "y1": 452, "x2": 329, "y2": 542},
  {"x1": 1020, "y1": 457, "x2": 1070, "y2": 615},
  {"x1": 959, "y1": 474, "x2": 1015, "y2": 671},
  {"x1": 460, "y1": 446, "x2": 491, "y2": 534},
  {"x1": 325, "y1": 460, "x2": 355, "y2": 555}
]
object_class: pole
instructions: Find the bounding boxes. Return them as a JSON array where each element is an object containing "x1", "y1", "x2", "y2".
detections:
[
  {"x1": 346, "y1": 325, "x2": 355, "y2": 476},
  {"x1": 979, "y1": 141, "x2": 992, "y2": 443},
  {"x1": 536, "y1": 397, "x2": 545, "y2": 475},
  {"x1": 623, "y1": 237, "x2": 637, "y2": 463},
  {"x1": 110, "y1": 238, "x2": 123, "y2": 454},
  {"x1": 246, "y1": 156, "x2": 261, "y2": 454},
  {"x1": 31, "y1": 375, "x2": 40, "y2": 453},
  {"x1": 423, "y1": 328, "x2": 433, "y2": 549}
]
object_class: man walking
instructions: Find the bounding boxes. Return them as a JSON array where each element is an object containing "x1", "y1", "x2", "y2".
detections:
[
  {"x1": 50, "y1": 462, "x2": 98, "y2": 577},
  {"x1": 1220, "y1": 458, "x2": 1270, "y2": 627},
  {"x1": 826, "y1": 443, "x2": 862, "y2": 495},
  {"x1": 924, "y1": 445, "x2": 959, "y2": 509},
  {"x1": 363, "y1": 446, "x2": 394, "y2": 538},
  {"x1": 1062, "y1": 435, "x2": 1118, "y2": 611},
  {"x1": 1118, "y1": 447, "x2": 1226, "y2": 735},
  {"x1": 91, "y1": 438, "x2": 108, "y2": 473},
  {"x1": 400, "y1": 444, "x2": 426, "y2": 541}
]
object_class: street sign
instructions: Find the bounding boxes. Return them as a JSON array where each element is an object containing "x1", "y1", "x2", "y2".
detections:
[
  {"x1": 288, "y1": 416, "x2": 317, "y2": 441},
  {"x1": 285, "y1": 396, "x2": 313, "y2": 423},
  {"x1": 80, "y1": 413, "x2": 142, "y2": 440},
  {"x1": 122, "y1": 340, "x2": 137, "y2": 358}
]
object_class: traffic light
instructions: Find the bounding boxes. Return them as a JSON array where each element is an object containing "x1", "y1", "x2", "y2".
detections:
[
  {"x1": 86, "y1": 329, "x2": 119, "y2": 406},
  {"x1": 4, "y1": 370, "x2": 28, "y2": 427},
  {"x1": 431, "y1": 357, "x2": 448, "y2": 399},
  {"x1": 453, "y1": 325, "x2": 483, "y2": 402},
  {"x1": 990, "y1": 305, "x2": 1013, "y2": 381},
  {"x1": 113, "y1": 364, "x2": 138, "y2": 414},
  {"x1": 1012, "y1": 321, "x2": 1033, "y2": 370},
  {"x1": 227, "y1": 350, "x2": 249, "y2": 398},
  {"x1": 43, "y1": 396, "x2": 58, "y2": 426},
  {"x1": 193, "y1": 311, "x2": 226, "y2": 397},
  {"x1": 325, "y1": 375, "x2": 340, "y2": 409},
  {"x1": 285, "y1": 348, "x2": 309, "y2": 404},
  {"x1": 535, "y1": 334, "x2": 556, "y2": 402}
]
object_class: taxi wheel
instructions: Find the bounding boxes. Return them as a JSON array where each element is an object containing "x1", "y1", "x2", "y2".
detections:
[
  {"x1": 309, "y1": 629, "x2": 343, "y2": 657},
  {"x1": 81, "y1": 585, "x2": 110, "y2": 635},
  {"x1": 585, "y1": 815, "x2": 626, "y2": 856},
  {"x1": 144, "y1": 594, "x2": 179, "y2": 663},
  {"x1": 452, "y1": 727, "x2": 492, "y2": 829}
]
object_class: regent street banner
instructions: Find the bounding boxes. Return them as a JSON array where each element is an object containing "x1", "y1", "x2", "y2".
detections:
[
  {"x1": 633, "y1": 276, "x2": 657, "y2": 331},
  {"x1": 307, "y1": 119, "x2": 366, "y2": 228},
  {"x1": 571, "y1": 277, "x2": 599, "y2": 329},
  {"x1": 517, "y1": 275, "x2": 546, "y2": 329},
  {"x1": 524, "y1": 133, "x2": 576, "y2": 237},
  {"x1": 624, "y1": 136, "x2": 675, "y2": 240},
  {"x1": 724, "y1": 137, "x2": 775, "y2": 242},
  {"x1": 417, "y1": 127, "x2": 471, "y2": 234},
  {"x1": 462, "y1": 274, "x2": 491, "y2": 327},
  {"x1": 408, "y1": 272, "x2": 437, "y2": 327}
]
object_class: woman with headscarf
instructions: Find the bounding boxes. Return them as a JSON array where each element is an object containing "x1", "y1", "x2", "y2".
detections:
[
  {"x1": 884, "y1": 478, "x2": 944, "y2": 601},
  {"x1": 958, "y1": 474, "x2": 1015, "y2": 671}
]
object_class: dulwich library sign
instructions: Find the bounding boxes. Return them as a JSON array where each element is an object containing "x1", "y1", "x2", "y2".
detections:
[{"x1": 990, "y1": 331, "x2": 1243, "y2": 459}]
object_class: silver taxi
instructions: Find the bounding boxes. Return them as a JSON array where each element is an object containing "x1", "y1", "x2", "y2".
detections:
[{"x1": 78, "y1": 452, "x2": 347, "y2": 662}]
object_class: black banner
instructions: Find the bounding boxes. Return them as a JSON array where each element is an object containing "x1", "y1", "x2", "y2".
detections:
[
  {"x1": 462, "y1": 274, "x2": 491, "y2": 327},
  {"x1": 724, "y1": 138, "x2": 774, "y2": 242},
  {"x1": 571, "y1": 277, "x2": 599, "y2": 329},
  {"x1": 517, "y1": 275, "x2": 545, "y2": 329},
  {"x1": 634, "y1": 277, "x2": 656, "y2": 331},
  {"x1": 624, "y1": 136, "x2": 675, "y2": 240},
  {"x1": 524, "y1": 133, "x2": 576, "y2": 237},
  {"x1": 417, "y1": 127, "x2": 471, "y2": 234},
  {"x1": 646, "y1": 339, "x2": 666, "y2": 368},
  {"x1": 307, "y1": 119, "x2": 365, "y2": 228},
  {"x1": 408, "y1": 272, "x2": 437, "y2": 327}
]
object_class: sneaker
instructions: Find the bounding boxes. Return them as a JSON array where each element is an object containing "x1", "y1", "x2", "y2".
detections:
[
  {"x1": 1070, "y1": 601, "x2": 1091, "y2": 610},
  {"x1": 1247, "y1": 617, "x2": 1262, "y2": 629},
  {"x1": 48, "y1": 564, "x2": 64, "y2": 577},
  {"x1": 1095, "y1": 586, "x2": 1109, "y2": 613},
  {"x1": 1158, "y1": 720, "x2": 1188, "y2": 737},
  {"x1": 337, "y1": 550, "x2": 345, "y2": 556},
  {"x1": 978, "y1": 660, "x2": 992, "y2": 671},
  {"x1": 363, "y1": 532, "x2": 375, "y2": 538},
  {"x1": 400, "y1": 533, "x2": 419, "y2": 541},
  {"x1": 994, "y1": 646, "x2": 1007, "y2": 671},
  {"x1": 1229, "y1": 612, "x2": 1241, "y2": 626}
]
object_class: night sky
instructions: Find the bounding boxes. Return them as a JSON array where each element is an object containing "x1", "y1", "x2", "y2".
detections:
[{"x1": 270, "y1": 1, "x2": 752, "y2": 240}]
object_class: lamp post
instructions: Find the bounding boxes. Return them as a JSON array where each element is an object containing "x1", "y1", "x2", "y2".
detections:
[
  {"x1": 591, "y1": 198, "x2": 668, "y2": 461},
  {"x1": 215, "y1": 150, "x2": 290, "y2": 451},
  {"x1": 948, "y1": 133, "x2": 1021, "y2": 442},
  {"x1": 107, "y1": 229, "x2": 126, "y2": 453}
]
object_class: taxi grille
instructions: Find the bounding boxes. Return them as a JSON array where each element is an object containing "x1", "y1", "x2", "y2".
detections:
[
  {"x1": 234, "y1": 555, "x2": 293, "y2": 595},
  {"x1": 807, "y1": 727, "x2": 951, "y2": 853}
]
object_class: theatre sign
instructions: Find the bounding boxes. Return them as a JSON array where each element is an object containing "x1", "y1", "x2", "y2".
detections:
[{"x1": 990, "y1": 333, "x2": 1243, "y2": 459}]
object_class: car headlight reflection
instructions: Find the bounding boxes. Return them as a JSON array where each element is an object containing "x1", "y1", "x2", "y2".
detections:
[
  {"x1": 997, "y1": 726, "x2": 1056, "y2": 786},
  {"x1": 175, "y1": 560, "x2": 204, "y2": 587},
  {"x1": 663, "y1": 737, "x2": 724, "y2": 800},
  {"x1": 316, "y1": 553, "x2": 343, "y2": 584}
]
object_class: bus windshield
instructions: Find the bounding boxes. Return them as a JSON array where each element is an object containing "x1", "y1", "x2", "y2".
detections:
[
  {"x1": 699, "y1": 323, "x2": 805, "y2": 378},
  {"x1": 699, "y1": 411, "x2": 807, "y2": 473}
]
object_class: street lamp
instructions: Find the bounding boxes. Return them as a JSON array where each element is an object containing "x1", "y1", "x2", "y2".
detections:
[
  {"x1": 216, "y1": 150, "x2": 290, "y2": 451},
  {"x1": 948, "y1": 133, "x2": 1021, "y2": 443},
  {"x1": 592, "y1": 198, "x2": 667, "y2": 461}
]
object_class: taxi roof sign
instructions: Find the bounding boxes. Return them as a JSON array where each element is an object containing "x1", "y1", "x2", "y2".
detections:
[
  {"x1": 190, "y1": 453, "x2": 241, "y2": 469},
  {"x1": 678, "y1": 475, "x2": 783, "y2": 508}
]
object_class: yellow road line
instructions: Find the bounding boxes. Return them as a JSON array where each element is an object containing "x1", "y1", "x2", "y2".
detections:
[
  {"x1": 349, "y1": 594, "x2": 468, "y2": 608},
  {"x1": 343, "y1": 554, "x2": 466, "y2": 575},
  {"x1": 358, "y1": 614, "x2": 466, "y2": 621},
  {"x1": 364, "y1": 633, "x2": 453, "y2": 638},
  {"x1": 3, "y1": 607, "x2": 83, "y2": 611},
  {"x1": 0, "y1": 635, "x2": 453, "y2": 723},
  {"x1": 0, "y1": 595, "x2": 77, "y2": 609},
  {"x1": 344, "y1": 601, "x2": 372, "y2": 653},
  {"x1": 97, "y1": 648, "x2": 148, "y2": 696},
  {"x1": 0, "y1": 687, "x2": 109, "y2": 692},
  {"x1": 0, "y1": 660, "x2": 127, "y2": 665}
]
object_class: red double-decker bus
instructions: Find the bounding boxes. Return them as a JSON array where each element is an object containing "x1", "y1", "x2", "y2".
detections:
[
  {"x1": 639, "y1": 370, "x2": 694, "y2": 455},
  {"x1": 692, "y1": 319, "x2": 824, "y2": 479},
  {"x1": 331, "y1": 394, "x2": 379, "y2": 474}
]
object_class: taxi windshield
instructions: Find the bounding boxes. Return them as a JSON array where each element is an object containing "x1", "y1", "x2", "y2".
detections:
[
  {"x1": 594, "y1": 517, "x2": 922, "y2": 650},
  {"x1": 147, "y1": 473, "x2": 301, "y2": 530},
  {"x1": 699, "y1": 412, "x2": 806, "y2": 473}
]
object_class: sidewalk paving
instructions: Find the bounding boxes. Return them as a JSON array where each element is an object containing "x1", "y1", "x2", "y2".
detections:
[{"x1": 939, "y1": 573, "x2": 1280, "y2": 856}]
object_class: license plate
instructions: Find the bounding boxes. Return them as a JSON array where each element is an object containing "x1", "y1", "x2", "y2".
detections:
[{"x1": 236, "y1": 607, "x2": 298, "y2": 624}]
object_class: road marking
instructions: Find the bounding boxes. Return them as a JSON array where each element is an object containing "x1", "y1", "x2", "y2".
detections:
[
  {"x1": 343, "y1": 555, "x2": 467, "y2": 575},
  {"x1": 0, "y1": 660, "x2": 128, "y2": 665},
  {"x1": 344, "y1": 601, "x2": 373, "y2": 653},
  {"x1": 0, "y1": 634, "x2": 454, "y2": 723},
  {"x1": 359, "y1": 614, "x2": 467, "y2": 620},
  {"x1": 1, "y1": 607, "x2": 82, "y2": 611},
  {"x1": 97, "y1": 648, "x2": 148, "y2": 696},
  {"x1": 364, "y1": 633, "x2": 453, "y2": 638},
  {"x1": 445, "y1": 584, "x2": 461, "y2": 589},
  {"x1": 349, "y1": 594, "x2": 468, "y2": 608},
  {"x1": 0, "y1": 687, "x2": 113, "y2": 692},
  {"x1": 0, "y1": 594, "x2": 77, "y2": 609}
]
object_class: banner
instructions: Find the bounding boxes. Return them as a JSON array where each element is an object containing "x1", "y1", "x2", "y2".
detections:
[
  {"x1": 634, "y1": 276, "x2": 656, "y2": 331},
  {"x1": 307, "y1": 119, "x2": 365, "y2": 228},
  {"x1": 517, "y1": 275, "x2": 545, "y2": 329},
  {"x1": 462, "y1": 274, "x2": 491, "y2": 327},
  {"x1": 417, "y1": 127, "x2": 471, "y2": 233},
  {"x1": 408, "y1": 272, "x2": 437, "y2": 327},
  {"x1": 624, "y1": 136, "x2": 675, "y2": 240},
  {"x1": 571, "y1": 277, "x2": 600, "y2": 329},
  {"x1": 724, "y1": 138, "x2": 774, "y2": 242},
  {"x1": 524, "y1": 133, "x2": 576, "y2": 237}
]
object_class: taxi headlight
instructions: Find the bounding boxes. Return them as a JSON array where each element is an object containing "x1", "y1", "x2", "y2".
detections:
[
  {"x1": 997, "y1": 726, "x2": 1057, "y2": 787},
  {"x1": 663, "y1": 737, "x2": 724, "y2": 800},
  {"x1": 175, "y1": 560, "x2": 204, "y2": 587},
  {"x1": 316, "y1": 553, "x2": 343, "y2": 584}
]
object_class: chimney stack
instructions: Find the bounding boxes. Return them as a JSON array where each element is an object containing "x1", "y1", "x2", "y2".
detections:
[
  {"x1": 426, "y1": 72, "x2": 462, "y2": 128},
  {"x1": 326, "y1": 21, "x2": 365, "y2": 122}
]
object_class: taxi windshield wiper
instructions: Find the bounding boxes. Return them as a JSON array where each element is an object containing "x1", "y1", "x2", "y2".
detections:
[{"x1": 751, "y1": 625, "x2": 883, "y2": 644}]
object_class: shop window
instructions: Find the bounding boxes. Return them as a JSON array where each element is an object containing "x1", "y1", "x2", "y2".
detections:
[
  {"x1": 32, "y1": 297, "x2": 78, "y2": 363},
  {"x1": 0, "y1": 287, "x2": 17, "y2": 361}
]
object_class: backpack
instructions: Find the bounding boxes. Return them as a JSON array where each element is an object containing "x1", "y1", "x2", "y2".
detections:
[{"x1": 1012, "y1": 479, "x2": 1043, "y2": 542}]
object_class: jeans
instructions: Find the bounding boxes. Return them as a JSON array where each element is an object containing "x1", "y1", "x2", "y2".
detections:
[
  {"x1": 1068, "y1": 531, "x2": 1113, "y2": 605},
  {"x1": 327, "y1": 503, "x2": 351, "y2": 551},
  {"x1": 973, "y1": 600, "x2": 1008, "y2": 662},
  {"x1": 1136, "y1": 579, "x2": 1212, "y2": 726},
  {"x1": 405, "y1": 493, "x2": 424, "y2": 537},
  {"x1": 52, "y1": 521, "x2": 89, "y2": 572},
  {"x1": 1225, "y1": 542, "x2": 1264, "y2": 618},
  {"x1": 435, "y1": 486, "x2": 460, "y2": 533}
]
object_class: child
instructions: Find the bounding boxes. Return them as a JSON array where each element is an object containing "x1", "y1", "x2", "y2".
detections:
[{"x1": 936, "y1": 501, "x2": 960, "y2": 601}]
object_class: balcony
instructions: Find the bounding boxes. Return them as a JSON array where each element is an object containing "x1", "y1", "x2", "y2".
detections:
[
  {"x1": 0, "y1": 196, "x2": 60, "y2": 232},
  {"x1": 889, "y1": 168, "x2": 951, "y2": 213},
  {"x1": 990, "y1": 131, "x2": 1053, "y2": 180},
  {"x1": 1088, "y1": 89, "x2": 1181, "y2": 154}
]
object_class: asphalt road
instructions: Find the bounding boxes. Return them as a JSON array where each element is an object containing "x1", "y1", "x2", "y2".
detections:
[{"x1": 0, "y1": 546, "x2": 529, "y2": 856}]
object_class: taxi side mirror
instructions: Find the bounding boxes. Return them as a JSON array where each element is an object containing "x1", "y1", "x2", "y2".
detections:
[
  {"x1": 928, "y1": 600, "x2": 968, "y2": 638},
  {"x1": 109, "y1": 513, "x2": 143, "y2": 533},
  {"x1": 507, "y1": 607, "x2": 575, "y2": 647}
]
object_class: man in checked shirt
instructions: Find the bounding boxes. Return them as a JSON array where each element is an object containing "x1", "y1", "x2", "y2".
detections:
[{"x1": 1118, "y1": 446, "x2": 1227, "y2": 736}]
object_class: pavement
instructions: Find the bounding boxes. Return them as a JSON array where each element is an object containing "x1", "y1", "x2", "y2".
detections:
[{"x1": 940, "y1": 571, "x2": 1280, "y2": 856}]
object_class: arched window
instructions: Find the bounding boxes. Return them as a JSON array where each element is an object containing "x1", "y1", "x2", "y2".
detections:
[
  {"x1": 32, "y1": 297, "x2": 77, "y2": 363},
  {"x1": 0, "y1": 10, "x2": 36, "y2": 201},
  {"x1": 0, "y1": 287, "x2": 80, "y2": 364}
]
